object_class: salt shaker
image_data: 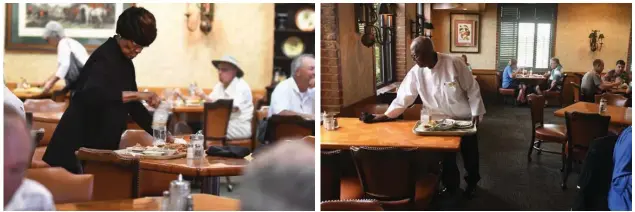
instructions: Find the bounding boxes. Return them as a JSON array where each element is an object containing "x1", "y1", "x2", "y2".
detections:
[
  {"x1": 160, "y1": 191, "x2": 170, "y2": 211},
  {"x1": 599, "y1": 98, "x2": 608, "y2": 114},
  {"x1": 185, "y1": 195, "x2": 193, "y2": 211},
  {"x1": 168, "y1": 174, "x2": 190, "y2": 210}
]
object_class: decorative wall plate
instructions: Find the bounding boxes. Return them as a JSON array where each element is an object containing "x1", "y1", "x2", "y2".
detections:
[
  {"x1": 295, "y1": 8, "x2": 315, "y2": 32},
  {"x1": 282, "y1": 36, "x2": 305, "y2": 58}
]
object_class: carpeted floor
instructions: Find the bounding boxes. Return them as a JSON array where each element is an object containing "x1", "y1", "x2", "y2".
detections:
[{"x1": 446, "y1": 102, "x2": 580, "y2": 211}]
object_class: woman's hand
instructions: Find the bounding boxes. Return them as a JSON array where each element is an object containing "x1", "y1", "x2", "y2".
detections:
[{"x1": 139, "y1": 92, "x2": 161, "y2": 108}]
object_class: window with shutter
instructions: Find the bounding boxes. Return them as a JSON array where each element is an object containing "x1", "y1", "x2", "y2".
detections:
[{"x1": 497, "y1": 4, "x2": 557, "y2": 72}]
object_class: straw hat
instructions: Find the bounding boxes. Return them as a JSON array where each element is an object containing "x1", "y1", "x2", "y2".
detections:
[{"x1": 212, "y1": 55, "x2": 244, "y2": 78}]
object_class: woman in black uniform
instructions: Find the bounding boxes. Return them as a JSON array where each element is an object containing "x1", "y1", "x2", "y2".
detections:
[{"x1": 43, "y1": 6, "x2": 165, "y2": 173}]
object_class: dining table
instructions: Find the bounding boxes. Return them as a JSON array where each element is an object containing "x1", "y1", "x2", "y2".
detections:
[
  {"x1": 320, "y1": 117, "x2": 461, "y2": 151},
  {"x1": 513, "y1": 74, "x2": 547, "y2": 85},
  {"x1": 554, "y1": 102, "x2": 632, "y2": 125},
  {"x1": 139, "y1": 156, "x2": 248, "y2": 195},
  {"x1": 54, "y1": 193, "x2": 239, "y2": 211}
]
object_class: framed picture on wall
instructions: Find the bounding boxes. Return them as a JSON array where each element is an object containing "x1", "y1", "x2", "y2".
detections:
[
  {"x1": 5, "y1": 3, "x2": 135, "y2": 53},
  {"x1": 450, "y1": 13, "x2": 480, "y2": 53}
]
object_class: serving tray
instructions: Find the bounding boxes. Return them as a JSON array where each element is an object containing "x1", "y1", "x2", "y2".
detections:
[{"x1": 412, "y1": 120, "x2": 477, "y2": 136}]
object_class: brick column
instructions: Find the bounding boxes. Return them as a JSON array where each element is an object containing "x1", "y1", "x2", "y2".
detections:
[
  {"x1": 320, "y1": 3, "x2": 343, "y2": 113},
  {"x1": 395, "y1": 3, "x2": 408, "y2": 81}
]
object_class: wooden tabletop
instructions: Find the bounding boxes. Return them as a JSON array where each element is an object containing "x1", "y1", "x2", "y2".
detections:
[
  {"x1": 12, "y1": 90, "x2": 53, "y2": 99},
  {"x1": 554, "y1": 102, "x2": 632, "y2": 125},
  {"x1": 139, "y1": 156, "x2": 247, "y2": 177},
  {"x1": 32, "y1": 112, "x2": 63, "y2": 123},
  {"x1": 172, "y1": 105, "x2": 204, "y2": 113},
  {"x1": 320, "y1": 118, "x2": 461, "y2": 151},
  {"x1": 55, "y1": 193, "x2": 239, "y2": 211}
]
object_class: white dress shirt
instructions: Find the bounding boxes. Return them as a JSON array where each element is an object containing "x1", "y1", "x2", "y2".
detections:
[
  {"x1": 5, "y1": 179, "x2": 55, "y2": 211},
  {"x1": 208, "y1": 77, "x2": 253, "y2": 139},
  {"x1": 4, "y1": 86, "x2": 25, "y2": 119},
  {"x1": 268, "y1": 78, "x2": 315, "y2": 119},
  {"x1": 55, "y1": 37, "x2": 89, "y2": 79},
  {"x1": 386, "y1": 53, "x2": 486, "y2": 121}
]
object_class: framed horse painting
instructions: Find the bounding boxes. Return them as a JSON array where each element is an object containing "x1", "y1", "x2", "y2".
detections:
[{"x1": 5, "y1": 3, "x2": 135, "y2": 53}]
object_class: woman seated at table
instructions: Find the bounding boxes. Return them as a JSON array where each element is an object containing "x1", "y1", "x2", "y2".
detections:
[
  {"x1": 502, "y1": 59, "x2": 527, "y2": 104},
  {"x1": 193, "y1": 55, "x2": 254, "y2": 140},
  {"x1": 535, "y1": 57, "x2": 564, "y2": 96}
]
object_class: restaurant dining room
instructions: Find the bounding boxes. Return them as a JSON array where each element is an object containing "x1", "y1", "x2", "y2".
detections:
[
  {"x1": 320, "y1": 3, "x2": 632, "y2": 211},
  {"x1": 3, "y1": 2, "x2": 316, "y2": 211}
]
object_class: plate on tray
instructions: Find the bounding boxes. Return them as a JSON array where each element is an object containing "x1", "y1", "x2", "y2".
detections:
[
  {"x1": 453, "y1": 120, "x2": 474, "y2": 129},
  {"x1": 414, "y1": 120, "x2": 477, "y2": 136}
]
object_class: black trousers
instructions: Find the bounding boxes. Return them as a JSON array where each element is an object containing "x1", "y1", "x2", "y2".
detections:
[{"x1": 441, "y1": 133, "x2": 480, "y2": 191}]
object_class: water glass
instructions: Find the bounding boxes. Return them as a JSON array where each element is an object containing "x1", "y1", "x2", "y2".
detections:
[
  {"x1": 190, "y1": 133, "x2": 205, "y2": 159},
  {"x1": 153, "y1": 126, "x2": 167, "y2": 146}
]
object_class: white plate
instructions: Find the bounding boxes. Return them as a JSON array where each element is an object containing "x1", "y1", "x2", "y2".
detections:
[
  {"x1": 142, "y1": 150, "x2": 165, "y2": 156},
  {"x1": 454, "y1": 120, "x2": 473, "y2": 129}
]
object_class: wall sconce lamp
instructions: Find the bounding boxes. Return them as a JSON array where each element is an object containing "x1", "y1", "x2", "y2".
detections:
[
  {"x1": 589, "y1": 30, "x2": 604, "y2": 52},
  {"x1": 357, "y1": 3, "x2": 395, "y2": 48},
  {"x1": 410, "y1": 4, "x2": 434, "y2": 39},
  {"x1": 185, "y1": 3, "x2": 214, "y2": 35}
]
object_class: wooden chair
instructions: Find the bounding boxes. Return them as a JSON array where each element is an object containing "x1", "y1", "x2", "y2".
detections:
[
  {"x1": 593, "y1": 93, "x2": 628, "y2": 135},
  {"x1": 76, "y1": 148, "x2": 140, "y2": 201},
  {"x1": 203, "y1": 99, "x2": 233, "y2": 148},
  {"x1": 23, "y1": 99, "x2": 66, "y2": 113},
  {"x1": 594, "y1": 93, "x2": 628, "y2": 107},
  {"x1": 265, "y1": 115, "x2": 314, "y2": 143},
  {"x1": 544, "y1": 74, "x2": 568, "y2": 107},
  {"x1": 526, "y1": 94, "x2": 567, "y2": 167},
  {"x1": 571, "y1": 82, "x2": 582, "y2": 103},
  {"x1": 351, "y1": 147, "x2": 436, "y2": 210},
  {"x1": 321, "y1": 149, "x2": 342, "y2": 201},
  {"x1": 202, "y1": 99, "x2": 235, "y2": 192},
  {"x1": 119, "y1": 130, "x2": 153, "y2": 149},
  {"x1": 562, "y1": 112, "x2": 611, "y2": 189},
  {"x1": 26, "y1": 167, "x2": 94, "y2": 204},
  {"x1": 321, "y1": 199, "x2": 384, "y2": 211},
  {"x1": 497, "y1": 72, "x2": 516, "y2": 105}
]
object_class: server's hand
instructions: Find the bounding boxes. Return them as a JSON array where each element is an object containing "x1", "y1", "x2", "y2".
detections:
[{"x1": 139, "y1": 92, "x2": 161, "y2": 108}]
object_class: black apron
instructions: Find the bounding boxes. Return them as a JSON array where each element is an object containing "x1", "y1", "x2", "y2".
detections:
[{"x1": 43, "y1": 37, "x2": 153, "y2": 174}]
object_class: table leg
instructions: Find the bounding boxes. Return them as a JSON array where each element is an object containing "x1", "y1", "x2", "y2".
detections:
[{"x1": 201, "y1": 176, "x2": 220, "y2": 195}]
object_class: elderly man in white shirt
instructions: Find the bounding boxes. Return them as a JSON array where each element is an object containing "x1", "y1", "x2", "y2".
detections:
[
  {"x1": 195, "y1": 56, "x2": 254, "y2": 139},
  {"x1": 4, "y1": 104, "x2": 55, "y2": 211},
  {"x1": 365, "y1": 37, "x2": 485, "y2": 198},
  {"x1": 268, "y1": 54, "x2": 315, "y2": 120},
  {"x1": 41, "y1": 21, "x2": 89, "y2": 94}
]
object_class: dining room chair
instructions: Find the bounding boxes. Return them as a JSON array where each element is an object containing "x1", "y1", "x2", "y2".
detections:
[
  {"x1": 26, "y1": 167, "x2": 94, "y2": 204},
  {"x1": 544, "y1": 74, "x2": 568, "y2": 107},
  {"x1": 321, "y1": 199, "x2": 384, "y2": 211},
  {"x1": 321, "y1": 149, "x2": 342, "y2": 201},
  {"x1": 202, "y1": 99, "x2": 236, "y2": 192},
  {"x1": 23, "y1": 99, "x2": 67, "y2": 113},
  {"x1": 571, "y1": 82, "x2": 582, "y2": 103},
  {"x1": 76, "y1": 148, "x2": 141, "y2": 201},
  {"x1": 594, "y1": 93, "x2": 628, "y2": 107},
  {"x1": 351, "y1": 147, "x2": 437, "y2": 210},
  {"x1": 562, "y1": 111, "x2": 611, "y2": 189},
  {"x1": 265, "y1": 115, "x2": 314, "y2": 143},
  {"x1": 496, "y1": 72, "x2": 516, "y2": 106},
  {"x1": 526, "y1": 94, "x2": 567, "y2": 169}
]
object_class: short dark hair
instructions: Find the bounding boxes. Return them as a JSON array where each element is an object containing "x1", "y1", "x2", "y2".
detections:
[
  {"x1": 593, "y1": 59, "x2": 604, "y2": 67},
  {"x1": 551, "y1": 57, "x2": 560, "y2": 65},
  {"x1": 616, "y1": 60, "x2": 626, "y2": 66},
  {"x1": 116, "y1": 6, "x2": 157, "y2": 47}
]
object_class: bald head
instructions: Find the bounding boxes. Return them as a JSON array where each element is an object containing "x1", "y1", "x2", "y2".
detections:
[
  {"x1": 238, "y1": 141, "x2": 315, "y2": 210},
  {"x1": 4, "y1": 104, "x2": 31, "y2": 206},
  {"x1": 410, "y1": 36, "x2": 437, "y2": 68}
]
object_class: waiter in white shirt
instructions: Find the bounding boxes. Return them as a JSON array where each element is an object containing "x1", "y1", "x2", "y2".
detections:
[
  {"x1": 40, "y1": 21, "x2": 89, "y2": 94},
  {"x1": 268, "y1": 54, "x2": 315, "y2": 120},
  {"x1": 364, "y1": 37, "x2": 485, "y2": 198},
  {"x1": 195, "y1": 55, "x2": 254, "y2": 139}
]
